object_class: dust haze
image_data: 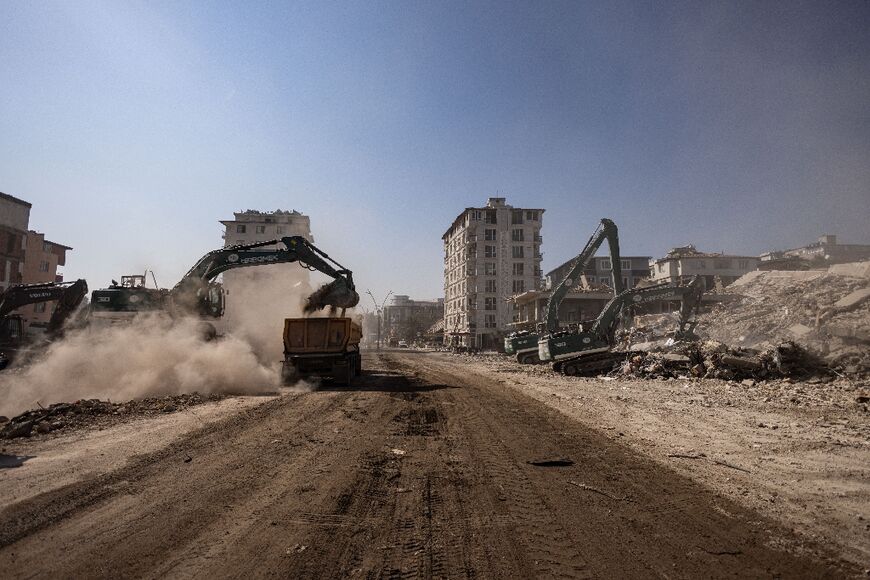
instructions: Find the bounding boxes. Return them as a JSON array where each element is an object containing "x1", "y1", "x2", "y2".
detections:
[{"x1": 0, "y1": 314, "x2": 280, "y2": 417}]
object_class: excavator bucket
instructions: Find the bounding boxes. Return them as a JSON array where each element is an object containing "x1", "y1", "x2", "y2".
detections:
[{"x1": 304, "y1": 279, "x2": 360, "y2": 313}]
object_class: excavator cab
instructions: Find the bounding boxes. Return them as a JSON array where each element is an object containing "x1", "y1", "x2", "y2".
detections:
[{"x1": 119, "y1": 275, "x2": 147, "y2": 288}]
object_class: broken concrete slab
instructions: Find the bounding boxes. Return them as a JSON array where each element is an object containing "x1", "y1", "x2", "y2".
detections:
[
  {"x1": 826, "y1": 324, "x2": 870, "y2": 343},
  {"x1": 833, "y1": 287, "x2": 870, "y2": 312},
  {"x1": 789, "y1": 323, "x2": 814, "y2": 339},
  {"x1": 829, "y1": 262, "x2": 870, "y2": 279}
]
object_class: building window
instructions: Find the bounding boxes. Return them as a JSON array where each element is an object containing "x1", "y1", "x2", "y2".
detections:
[
  {"x1": 622, "y1": 277, "x2": 629, "y2": 289},
  {"x1": 600, "y1": 258, "x2": 612, "y2": 270},
  {"x1": 511, "y1": 210, "x2": 524, "y2": 225},
  {"x1": 236, "y1": 224, "x2": 246, "y2": 233},
  {"x1": 34, "y1": 302, "x2": 47, "y2": 313},
  {"x1": 526, "y1": 210, "x2": 538, "y2": 221},
  {"x1": 512, "y1": 280, "x2": 525, "y2": 293},
  {"x1": 485, "y1": 245, "x2": 496, "y2": 258},
  {"x1": 484, "y1": 210, "x2": 497, "y2": 224},
  {"x1": 512, "y1": 263, "x2": 524, "y2": 276},
  {"x1": 484, "y1": 314, "x2": 496, "y2": 328},
  {"x1": 484, "y1": 263, "x2": 496, "y2": 276},
  {"x1": 484, "y1": 229, "x2": 496, "y2": 241},
  {"x1": 256, "y1": 225, "x2": 266, "y2": 234},
  {"x1": 657, "y1": 263, "x2": 664, "y2": 273},
  {"x1": 511, "y1": 229, "x2": 524, "y2": 242},
  {"x1": 484, "y1": 297, "x2": 496, "y2": 310},
  {"x1": 512, "y1": 246, "x2": 524, "y2": 259},
  {"x1": 43, "y1": 241, "x2": 52, "y2": 252},
  {"x1": 39, "y1": 260, "x2": 50, "y2": 272},
  {"x1": 621, "y1": 259, "x2": 631, "y2": 271},
  {"x1": 471, "y1": 210, "x2": 482, "y2": 221},
  {"x1": 466, "y1": 265, "x2": 476, "y2": 276},
  {"x1": 485, "y1": 279, "x2": 497, "y2": 292}
]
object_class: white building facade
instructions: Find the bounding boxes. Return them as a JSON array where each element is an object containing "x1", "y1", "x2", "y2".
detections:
[{"x1": 442, "y1": 197, "x2": 543, "y2": 349}]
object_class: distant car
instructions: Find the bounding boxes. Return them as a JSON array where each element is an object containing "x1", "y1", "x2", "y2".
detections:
[{"x1": 397, "y1": 340, "x2": 408, "y2": 348}]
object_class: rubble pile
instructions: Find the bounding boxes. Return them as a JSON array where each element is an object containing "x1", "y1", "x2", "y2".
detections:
[
  {"x1": 698, "y1": 265, "x2": 870, "y2": 376},
  {"x1": 615, "y1": 340, "x2": 829, "y2": 381},
  {"x1": 0, "y1": 392, "x2": 224, "y2": 439}
]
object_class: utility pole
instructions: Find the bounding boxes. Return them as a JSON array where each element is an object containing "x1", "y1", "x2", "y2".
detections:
[{"x1": 366, "y1": 290, "x2": 392, "y2": 350}]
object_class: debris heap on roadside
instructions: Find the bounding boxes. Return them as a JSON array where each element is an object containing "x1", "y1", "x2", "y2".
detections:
[
  {"x1": 697, "y1": 266, "x2": 870, "y2": 377},
  {"x1": 613, "y1": 340, "x2": 829, "y2": 381},
  {"x1": 0, "y1": 392, "x2": 224, "y2": 439},
  {"x1": 619, "y1": 263, "x2": 869, "y2": 379}
]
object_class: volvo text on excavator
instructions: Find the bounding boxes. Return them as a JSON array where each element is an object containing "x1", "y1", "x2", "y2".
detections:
[
  {"x1": 0, "y1": 279, "x2": 89, "y2": 368},
  {"x1": 504, "y1": 218, "x2": 624, "y2": 364},
  {"x1": 538, "y1": 276, "x2": 704, "y2": 376}
]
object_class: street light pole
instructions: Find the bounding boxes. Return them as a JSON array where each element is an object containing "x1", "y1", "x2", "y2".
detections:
[{"x1": 366, "y1": 290, "x2": 392, "y2": 350}]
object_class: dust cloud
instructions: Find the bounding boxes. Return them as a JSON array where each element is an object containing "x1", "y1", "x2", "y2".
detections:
[
  {"x1": 0, "y1": 314, "x2": 281, "y2": 417},
  {"x1": 222, "y1": 264, "x2": 312, "y2": 362}
]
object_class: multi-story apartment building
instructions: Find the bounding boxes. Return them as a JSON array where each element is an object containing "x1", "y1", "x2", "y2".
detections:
[
  {"x1": 219, "y1": 209, "x2": 314, "y2": 324},
  {"x1": 0, "y1": 192, "x2": 32, "y2": 292},
  {"x1": 761, "y1": 234, "x2": 870, "y2": 266},
  {"x1": 443, "y1": 197, "x2": 544, "y2": 349},
  {"x1": 0, "y1": 192, "x2": 73, "y2": 329},
  {"x1": 650, "y1": 245, "x2": 758, "y2": 288},
  {"x1": 383, "y1": 295, "x2": 444, "y2": 344},
  {"x1": 220, "y1": 209, "x2": 312, "y2": 248},
  {"x1": 21, "y1": 231, "x2": 72, "y2": 327}
]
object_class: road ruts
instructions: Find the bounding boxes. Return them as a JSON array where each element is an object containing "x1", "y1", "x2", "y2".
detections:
[{"x1": 0, "y1": 351, "x2": 856, "y2": 579}]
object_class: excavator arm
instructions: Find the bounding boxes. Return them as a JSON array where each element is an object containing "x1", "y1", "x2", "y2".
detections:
[
  {"x1": 591, "y1": 276, "x2": 704, "y2": 344},
  {"x1": 170, "y1": 236, "x2": 359, "y2": 317},
  {"x1": 543, "y1": 218, "x2": 623, "y2": 333},
  {"x1": 0, "y1": 280, "x2": 89, "y2": 334}
]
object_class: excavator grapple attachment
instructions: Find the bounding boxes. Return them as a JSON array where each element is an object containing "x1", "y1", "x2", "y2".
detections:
[{"x1": 305, "y1": 279, "x2": 360, "y2": 313}]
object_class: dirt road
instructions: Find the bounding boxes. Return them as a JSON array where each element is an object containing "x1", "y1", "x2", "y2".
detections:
[{"x1": 0, "y1": 352, "x2": 857, "y2": 578}]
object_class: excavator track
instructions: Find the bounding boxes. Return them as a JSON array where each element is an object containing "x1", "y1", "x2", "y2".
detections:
[{"x1": 554, "y1": 351, "x2": 638, "y2": 376}]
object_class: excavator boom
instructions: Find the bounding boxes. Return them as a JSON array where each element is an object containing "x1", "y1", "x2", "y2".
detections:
[
  {"x1": 170, "y1": 236, "x2": 359, "y2": 318},
  {"x1": 505, "y1": 218, "x2": 623, "y2": 363}
]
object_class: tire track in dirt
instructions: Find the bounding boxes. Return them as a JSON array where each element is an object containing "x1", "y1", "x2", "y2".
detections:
[{"x1": 0, "y1": 351, "x2": 859, "y2": 579}]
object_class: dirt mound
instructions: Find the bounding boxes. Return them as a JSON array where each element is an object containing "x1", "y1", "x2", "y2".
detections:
[{"x1": 0, "y1": 393, "x2": 224, "y2": 439}]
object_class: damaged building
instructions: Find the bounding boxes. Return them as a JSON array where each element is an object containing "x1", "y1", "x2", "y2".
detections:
[
  {"x1": 510, "y1": 255, "x2": 652, "y2": 329},
  {"x1": 761, "y1": 234, "x2": 870, "y2": 267},
  {"x1": 650, "y1": 245, "x2": 759, "y2": 289},
  {"x1": 443, "y1": 197, "x2": 544, "y2": 349}
]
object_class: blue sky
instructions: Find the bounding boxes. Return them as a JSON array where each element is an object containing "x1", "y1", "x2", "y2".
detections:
[{"x1": 2, "y1": 0, "x2": 868, "y2": 303}]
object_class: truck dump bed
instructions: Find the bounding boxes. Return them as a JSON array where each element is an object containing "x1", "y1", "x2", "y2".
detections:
[{"x1": 283, "y1": 317, "x2": 362, "y2": 354}]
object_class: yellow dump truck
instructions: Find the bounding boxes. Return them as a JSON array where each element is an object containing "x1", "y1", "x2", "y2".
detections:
[{"x1": 282, "y1": 317, "x2": 362, "y2": 385}]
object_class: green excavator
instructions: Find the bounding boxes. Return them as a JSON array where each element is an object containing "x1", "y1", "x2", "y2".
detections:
[
  {"x1": 538, "y1": 276, "x2": 704, "y2": 376},
  {"x1": 0, "y1": 279, "x2": 89, "y2": 368},
  {"x1": 504, "y1": 218, "x2": 624, "y2": 363},
  {"x1": 88, "y1": 236, "x2": 359, "y2": 335}
]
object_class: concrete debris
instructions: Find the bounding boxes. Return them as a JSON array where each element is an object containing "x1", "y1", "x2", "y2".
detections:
[
  {"x1": 0, "y1": 393, "x2": 224, "y2": 439},
  {"x1": 614, "y1": 340, "x2": 829, "y2": 381},
  {"x1": 695, "y1": 264, "x2": 870, "y2": 377}
]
